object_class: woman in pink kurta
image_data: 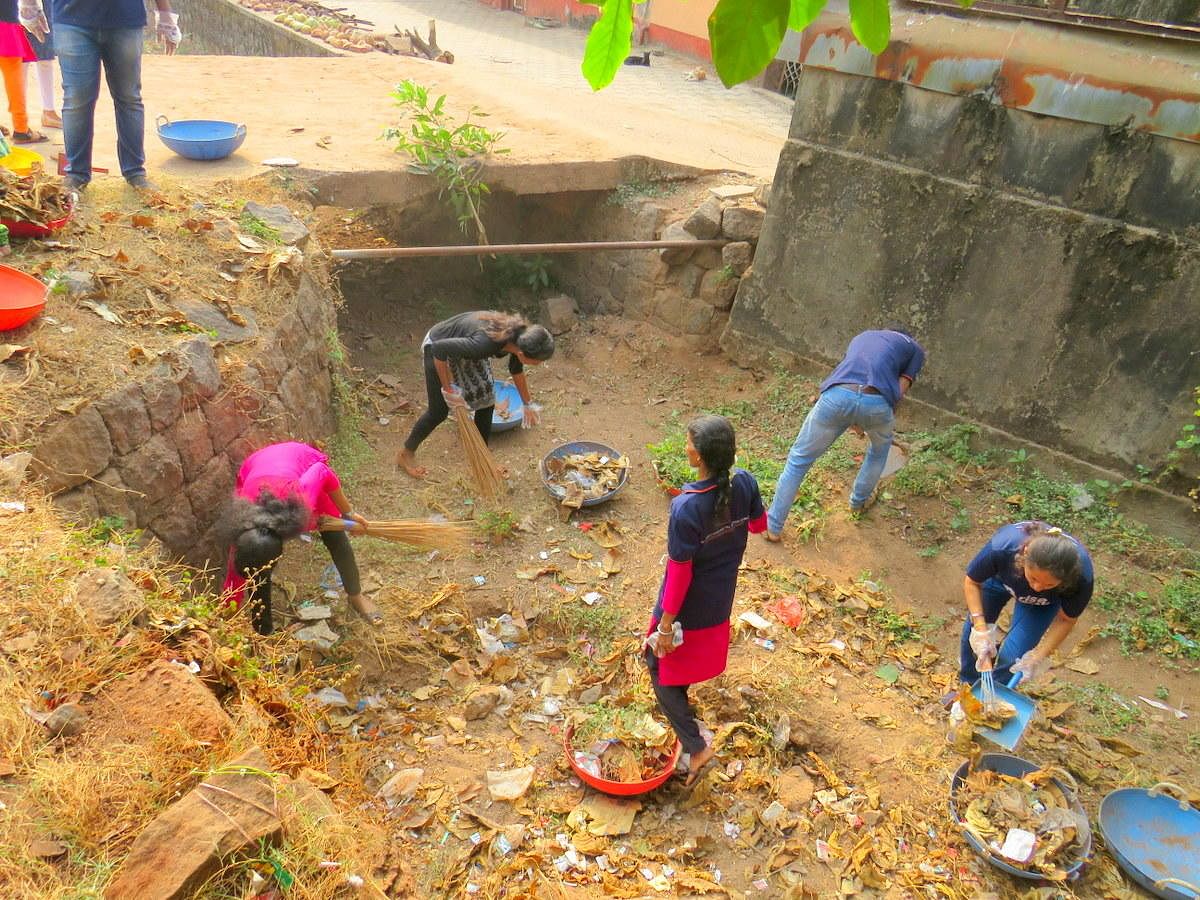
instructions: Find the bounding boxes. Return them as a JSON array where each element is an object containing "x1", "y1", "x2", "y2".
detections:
[
  {"x1": 219, "y1": 442, "x2": 378, "y2": 635},
  {"x1": 644, "y1": 416, "x2": 766, "y2": 784}
]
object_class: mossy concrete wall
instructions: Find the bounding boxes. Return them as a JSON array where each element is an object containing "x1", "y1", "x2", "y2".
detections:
[
  {"x1": 723, "y1": 66, "x2": 1200, "y2": 475},
  {"x1": 176, "y1": 0, "x2": 337, "y2": 56}
]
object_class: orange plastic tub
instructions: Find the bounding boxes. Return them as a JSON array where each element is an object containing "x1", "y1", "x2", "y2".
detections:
[
  {"x1": 0, "y1": 265, "x2": 48, "y2": 331},
  {"x1": 564, "y1": 724, "x2": 681, "y2": 797}
]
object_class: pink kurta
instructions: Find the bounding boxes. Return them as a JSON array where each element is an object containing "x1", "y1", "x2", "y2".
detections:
[
  {"x1": 221, "y1": 442, "x2": 342, "y2": 605},
  {"x1": 0, "y1": 23, "x2": 35, "y2": 61}
]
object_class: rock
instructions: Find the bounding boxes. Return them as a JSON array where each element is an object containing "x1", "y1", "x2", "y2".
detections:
[
  {"x1": 377, "y1": 767, "x2": 424, "y2": 802},
  {"x1": 117, "y1": 436, "x2": 184, "y2": 516},
  {"x1": 91, "y1": 659, "x2": 232, "y2": 746},
  {"x1": 31, "y1": 406, "x2": 113, "y2": 493},
  {"x1": 296, "y1": 605, "x2": 332, "y2": 621},
  {"x1": 243, "y1": 201, "x2": 309, "y2": 248},
  {"x1": 54, "y1": 270, "x2": 97, "y2": 296},
  {"x1": 29, "y1": 839, "x2": 69, "y2": 859},
  {"x1": 141, "y1": 376, "x2": 183, "y2": 431},
  {"x1": 279, "y1": 775, "x2": 338, "y2": 835},
  {"x1": 631, "y1": 201, "x2": 664, "y2": 241},
  {"x1": 676, "y1": 263, "x2": 704, "y2": 298},
  {"x1": 73, "y1": 568, "x2": 147, "y2": 627},
  {"x1": 463, "y1": 685, "x2": 502, "y2": 720},
  {"x1": 699, "y1": 271, "x2": 739, "y2": 310},
  {"x1": 759, "y1": 800, "x2": 788, "y2": 825},
  {"x1": 683, "y1": 199, "x2": 723, "y2": 240},
  {"x1": 44, "y1": 703, "x2": 88, "y2": 738},
  {"x1": 691, "y1": 246, "x2": 724, "y2": 270},
  {"x1": 186, "y1": 455, "x2": 234, "y2": 527},
  {"x1": 709, "y1": 184, "x2": 756, "y2": 200},
  {"x1": 174, "y1": 299, "x2": 259, "y2": 344},
  {"x1": 578, "y1": 684, "x2": 603, "y2": 704},
  {"x1": 722, "y1": 206, "x2": 765, "y2": 242},
  {"x1": 170, "y1": 413, "x2": 214, "y2": 481},
  {"x1": 658, "y1": 221, "x2": 699, "y2": 265},
  {"x1": 776, "y1": 767, "x2": 815, "y2": 811},
  {"x1": 722, "y1": 241, "x2": 753, "y2": 276},
  {"x1": 681, "y1": 298, "x2": 716, "y2": 335},
  {"x1": 148, "y1": 497, "x2": 196, "y2": 552},
  {"x1": 539, "y1": 294, "x2": 580, "y2": 335},
  {"x1": 95, "y1": 383, "x2": 152, "y2": 456},
  {"x1": 165, "y1": 338, "x2": 221, "y2": 402},
  {"x1": 53, "y1": 486, "x2": 98, "y2": 523},
  {"x1": 104, "y1": 747, "x2": 281, "y2": 900},
  {"x1": 0, "y1": 450, "x2": 32, "y2": 489},
  {"x1": 295, "y1": 621, "x2": 339, "y2": 651},
  {"x1": 753, "y1": 182, "x2": 772, "y2": 208}
]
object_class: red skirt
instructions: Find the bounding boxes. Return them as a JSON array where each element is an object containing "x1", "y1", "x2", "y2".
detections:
[
  {"x1": 0, "y1": 24, "x2": 35, "y2": 62},
  {"x1": 650, "y1": 619, "x2": 731, "y2": 687}
]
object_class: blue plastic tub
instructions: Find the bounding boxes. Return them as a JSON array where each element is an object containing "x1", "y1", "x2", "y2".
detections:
[
  {"x1": 156, "y1": 116, "x2": 247, "y2": 161},
  {"x1": 491, "y1": 380, "x2": 524, "y2": 433}
]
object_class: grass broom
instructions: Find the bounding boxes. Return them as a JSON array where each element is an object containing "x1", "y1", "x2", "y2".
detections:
[
  {"x1": 453, "y1": 405, "x2": 505, "y2": 500},
  {"x1": 320, "y1": 517, "x2": 473, "y2": 550}
]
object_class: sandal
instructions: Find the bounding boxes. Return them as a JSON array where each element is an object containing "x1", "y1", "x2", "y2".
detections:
[
  {"x1": 683, "y1": 744, "x2": 719, "y2": 786},
  {"x1": 12, "y1": 130, "x2": 48, "y2": 144}
]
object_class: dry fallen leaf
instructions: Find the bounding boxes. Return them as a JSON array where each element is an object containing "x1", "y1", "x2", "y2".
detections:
[
  {"x1": 130, "y1": 214, "x2": 155, "y2": 229},
  {"x1": 601, "y1": 548, "x2": 622, "y2": 576},
  {"x1": 1064, "y1": 657, "x2": 1100, "y2": 675},
  {"x1": 80, "y1": 300, "x2": 124, "y2": 325},
  {"x1": 0, "y1": 344, "x2": 32, "y2": 364}
]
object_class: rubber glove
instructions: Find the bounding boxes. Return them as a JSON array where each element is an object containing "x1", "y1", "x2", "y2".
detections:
[
  {"x1": 1011, "y1": 651, "x2": 1052, "y2": 683},
  {"x1": 156, "y1": 10, "x2": 182, "y2": 54},
  {"x1": 18, "y1": 0, "x2": 49, "y2": 42},
  {"x1": 968, "y1": 623, "x2": 1000, "y2": 660},
  {"x1": 441, "y1": 387, "x2": 467, "y2": 410},
  {"x1": 521, "y1": 403, "x2": 542, "y2": 429}
]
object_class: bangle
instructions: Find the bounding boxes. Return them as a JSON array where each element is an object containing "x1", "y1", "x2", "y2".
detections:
[
  {"x1": 657, "y1": 623, "x2": 673, "y2": 635},
  {"x1": 970, "y1": 612, "x2": 985, "y2": 621}
]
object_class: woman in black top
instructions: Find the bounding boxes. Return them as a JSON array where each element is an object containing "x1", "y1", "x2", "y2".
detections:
[{"x1": 398, "y1": 311, "x2": 555, "y2": 478}]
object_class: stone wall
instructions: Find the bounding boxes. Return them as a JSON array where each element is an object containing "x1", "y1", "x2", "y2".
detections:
[
  {"x1": 722, "y1": 65, "x2": 1200, "y2": 475},
  {"x1": 173, "y1": 0, "x2": 337, "y2": 56},
  {"x1": 31, "y1": 272, "x2": 338, "y2": 565}
]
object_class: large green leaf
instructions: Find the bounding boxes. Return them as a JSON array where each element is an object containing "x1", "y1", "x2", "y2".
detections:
[
  {"x1": 581, "y1": 0, "x2": 634, "y2": 91},
  {"x1": 848, "y1": 0, "x2": 890, "y2": 54},
  {"x1": 789, "y1": 0, "x2": 829, "y2": 32},
  {"x1": 708, "y1": 0, "x2": 791, "y2": 88}
]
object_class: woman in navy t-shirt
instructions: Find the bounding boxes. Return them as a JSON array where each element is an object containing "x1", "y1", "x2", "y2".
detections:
[
  {"x1": 644, "y1": 415, "x2": 766, "y2": 784},
  {"x1": 960, "y1": 521, "x2": 1094, "y2": 686}
]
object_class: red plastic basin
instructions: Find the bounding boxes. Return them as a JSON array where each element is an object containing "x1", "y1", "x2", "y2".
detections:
[
  {"x1": 564, "y1": 724, "x2": 681, "y2": 797},
  {"x1": 0, "y1": 264, "x2": 48, "y2": 331}
]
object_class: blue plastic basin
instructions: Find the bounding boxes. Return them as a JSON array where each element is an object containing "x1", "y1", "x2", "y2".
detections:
[
  {"x1": 156, "y1": 116, "x2": 247, "y2": 161},
  {"x1": 491, "y1": 380, "x2": 524, "y2": 433}
]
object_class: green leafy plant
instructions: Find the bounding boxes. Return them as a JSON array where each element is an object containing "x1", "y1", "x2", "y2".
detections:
[
  {"x1": 1066, "y1": 683, "x2": 1142, "y2": 735},
  {"x1": 384, "y1": 80, "x2": 508, "y2": 244},
  {"x1": 484, "y1": 255, "x2": 557, "y2": 299},
  {"x1": 476, "y1": 508, "x2": 518, "y2": 543},
  {"x1": 580, "y1": 0, "x2": 924, "y2": 90},
  {"x1": 1168, "y1": 386, "x2": 1200, "y2": 462},
  {"x1": 238, "y1": 211, "x2": 282, "y2": 244},
  {"x1": 1096, "y1": 575, "x2": 1200, "y2": 659}
]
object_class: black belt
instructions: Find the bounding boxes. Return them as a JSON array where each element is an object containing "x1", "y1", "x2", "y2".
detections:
[{"x1": 832, "y1": 382, "x2": 882, "y2": 395}]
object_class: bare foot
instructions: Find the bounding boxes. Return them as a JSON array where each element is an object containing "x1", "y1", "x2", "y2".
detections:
[
  {"x1": 397, "y1": 448, "x2": 427, "y2": 479},
  {"x1": 685, "y1": 743, "x2": 717, "y2": 785},
  {"x1": 763, "y1": 531, "x2": 782, "y2": 543},
  {"x1": 348, "y1": 593, "x2": 383, "y2": 627}
]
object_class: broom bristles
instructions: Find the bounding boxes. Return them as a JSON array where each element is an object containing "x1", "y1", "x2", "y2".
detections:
[
  {"x1": 454, "y1": 406, "x2": 504, "y2": 500},
  {"x1": 318, "y1": 517, "x2": 472, "y2": 550}
]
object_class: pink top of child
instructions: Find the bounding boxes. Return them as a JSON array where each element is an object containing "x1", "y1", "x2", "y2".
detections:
[{"x1": 235, "y1": 441, "x2": 342, "y2": 529}]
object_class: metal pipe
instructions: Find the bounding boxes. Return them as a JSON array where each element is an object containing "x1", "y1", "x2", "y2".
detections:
[{"x1": 331, "y1": 239, "x2": 725, "y2": 260}]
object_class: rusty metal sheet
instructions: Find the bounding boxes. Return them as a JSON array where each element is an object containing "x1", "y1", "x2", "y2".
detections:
[{"x1": 797, "y1": 11, "x2": 1200, "y2": 143}]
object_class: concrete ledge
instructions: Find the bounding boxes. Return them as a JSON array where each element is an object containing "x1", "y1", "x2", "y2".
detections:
[{"x1": 183, "y1": 0, "x2": 338, "y2": 57}]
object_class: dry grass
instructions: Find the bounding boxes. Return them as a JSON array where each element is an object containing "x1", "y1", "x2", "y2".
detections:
[{"x1": 453, "y1": 407, "x2": 504, "y2": 500}]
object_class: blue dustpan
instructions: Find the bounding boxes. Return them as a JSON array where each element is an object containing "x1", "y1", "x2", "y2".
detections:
[{"x1": 969, "y1": 672, "x2": 1035, "y2": 751}]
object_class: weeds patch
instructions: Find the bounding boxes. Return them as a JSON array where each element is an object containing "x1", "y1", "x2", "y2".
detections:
[
  {"x1": 1065, "y1": 682, "x2": 1143, "y2": 735},
  {"x1": 1097, "y1": 574, "x2": 1200, "y2": 659}
]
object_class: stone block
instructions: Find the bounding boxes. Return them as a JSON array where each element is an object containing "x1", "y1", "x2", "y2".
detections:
[
  {"x1": 73, "y1": 568, "x2": 147, "y2": 627},
  {"x1": 275, "y1": 311, "x2": 308, "y2": 361},
  {"x1": 691, "y1": 246, "x2": 725, "y2": 270},
  {"x1": 539, "y1": 294, "x2": 580, "y2": 335},
  {"x1": 142, "y1": 376, "x2": 183, "y2": 432},
  {"x1": 104, "y1": 747, "x2": 278, "y2": 900},
  {"x1": 722, "y1": 206, "x2": 765, "y2": 242},
  {"x1": 279, "y1": 368, "x2": 324, "y2": 436},
  {"x1": 118, "y1": 435, "x2": 184, "y2": 516},
  {"x1": 149, "y1": 496, "x2": 196, "y2": 553},
  {"x1": 203, "y1": 394, "x2": 251, "y2": 453},
  {"x1": 683, "y1": 199, "x2": 723, "y2": 240},
  {"x1": 243, "y1": 201, "x2": 310, "y2": 248},
  {"x1": 165, "y1": 338, "x2": 221, "y2": 403},
  {"x1": 170, "y1": 412, "x2": 214, "y2": 481},
  {"x1": 92, "y1": 658, "x2": 233, "y2": 747},
  {"x1": 32, "y1": 406, "x2": 113, "y2": 493},
  {"x1": 700, "y1": 271, "x2": 740, "y2": 310},
  {"x1": 95, "y1": 383, "x2": 152, "y2": 456},
  {"x1": 174, "y1": 299, "x2": 258, "y2": 344},
  {"x1": 92, "y1": 467, "x2": 139, "y2": 526},
  {"x1": 754, "y1": 182, "x2": 773, "y2": 208},
  {"x1": 54, "y1": 485, "x2": 98, "y2": 523},
  {"x1": 188, "y1": 455, "x2": 235, "y2": 526},
  {"x1": 722, "y1": 241, "x2": 754, "y2": 276},
  {"x1": 681, "y1": 299, "x2": 717, "y2": 335},
  {"x1": 676, "y1": 264, "x2": 704, "y2": 298},
  {"x1": 652, "y1": 289, "x2": 686, "y2": 331},
  {"x1": 658, "y1": 221, "x2": 699, "y2": 265},
  {"x1": 631, "y1": 201, "x2": 664, "y2": 241}
]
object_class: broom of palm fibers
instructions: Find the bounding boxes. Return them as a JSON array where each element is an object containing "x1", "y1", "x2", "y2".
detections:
[
  {"x1": 453, "y1": 405, "x2": 504, "y2": 500},
  {"x1": 320, "y1": 517, "x2": 472, "y2": 550}
]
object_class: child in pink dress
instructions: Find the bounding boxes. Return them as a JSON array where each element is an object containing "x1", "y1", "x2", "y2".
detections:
[{"x1": 219, "y1": 441, "x2": 379, "y2": 635}]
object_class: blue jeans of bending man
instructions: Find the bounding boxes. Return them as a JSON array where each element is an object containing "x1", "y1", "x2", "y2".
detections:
[
  {"x1": 55, "y1": 25, "x2": 146, "y2": 183},
  {"x1": 766, "y1": 385, "x2": 894, "y2": 534},
  {"x1": 958, "y1": 578, "x2": 1059, "y2": 684}
]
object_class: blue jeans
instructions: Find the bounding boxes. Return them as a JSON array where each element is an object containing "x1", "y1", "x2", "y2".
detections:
[
  {"x1": 55, "y1": 25, "x2": 145, "y2": 182},
  {"x1": 766, "y1": 385, "x2": 894, "y2": 533},
  {"x1": 958, "y1": 578, "x2": 1059, "y2": 683}
]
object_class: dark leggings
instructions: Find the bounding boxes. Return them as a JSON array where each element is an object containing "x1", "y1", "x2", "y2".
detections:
[
  {"x1": 645, "y1": 650, "x2": 706, "y2": 754},
  {"x1": 403, "y1": 355, "x2": 494, "y2": 452},
  {"x1": 248, "y1": 531, "x2": 361, "y2": 635}
]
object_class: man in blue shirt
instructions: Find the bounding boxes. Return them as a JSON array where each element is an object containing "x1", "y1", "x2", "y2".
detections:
[
  {"x1": 30, "y1": 0, "x2": 180, "y2": 191},
  {"x1": 765, "y1": 327, "x2": 926, "y2": 540}
]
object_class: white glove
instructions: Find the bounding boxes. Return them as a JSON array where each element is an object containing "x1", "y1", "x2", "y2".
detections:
[
  {"x1": 521, "y1": 403, "x2": 542, "y2": 430},
  {"x1": 1011, "y1": 651, "x2": 1052, "y2": 683},
  {"x1": 18, "y1": 0, "x2": 49, "y2": 42},
  {"x1": 156, "y1": 10, "x2": 182, "y2": 54},
  {"x1": 968, "y1": 623, "x2": 999, "y2": 660},
  {"x1": 441, "y1": 387, "x2": 467, "y2": 410}
]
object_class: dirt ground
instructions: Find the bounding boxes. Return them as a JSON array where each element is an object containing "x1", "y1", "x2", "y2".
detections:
[{"x1": 253, "y1": 263, "x2": 1199, "y2": 898}]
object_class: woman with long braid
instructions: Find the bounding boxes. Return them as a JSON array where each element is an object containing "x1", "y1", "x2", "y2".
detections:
[
  {"x1": 644, "y1": 415, "x2": 767, "y2": 784},
  {"x1": 398, "y1": 310, "x2": 555, "y2": 479}
]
